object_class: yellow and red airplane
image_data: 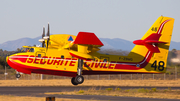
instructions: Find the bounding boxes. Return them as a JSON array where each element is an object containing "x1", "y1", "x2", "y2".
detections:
[{"x1": 6, "y1": 16, "x2": 174, "y2": 85}]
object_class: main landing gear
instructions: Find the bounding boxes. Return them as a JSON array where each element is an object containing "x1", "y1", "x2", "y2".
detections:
[
  {"x1": 71, "y1": 75, "x2": 84, "y2": 85},
  {"x1": 71, "y1": 59, "x2": 84, "y2": 85}
]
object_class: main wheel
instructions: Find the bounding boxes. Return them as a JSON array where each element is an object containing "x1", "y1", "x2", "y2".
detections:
[
  {"x1": 71, "y1": 77, "x2": 78, "y2": 85},
  {"x1": 16, "y1": 74, "x2": 21, "y2": 78},
  {"x1": 75, "y1": 75, "x2": 84, "y2": 84}
]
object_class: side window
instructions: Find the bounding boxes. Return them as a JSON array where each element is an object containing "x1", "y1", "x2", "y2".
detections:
[
  {"x1": 61, "y1": 55, "x2": 64, "y2": 59},
  {"x1": 23, "y1": 48, "x2": 29, "y2": 52},
  {"x1": 29, "y1": 48, "x2": 34, "y2": 52},
  {"x1": 38, "y1": 54, "x2": 41, "y2": 57},
  {"x1": 103, "y1": 59, "x2": 107, "y2": 62}
]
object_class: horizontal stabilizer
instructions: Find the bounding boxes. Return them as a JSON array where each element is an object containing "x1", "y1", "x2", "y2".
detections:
[
  {"x1": 145, "y1": 40, "x2": 167, "y2": 44},
  {"x1": 145, "y1": 44, "x2": 160, "y2": 53},
  {"x1": 133, "y1": 39, "x2": 167, "y2": 53}
]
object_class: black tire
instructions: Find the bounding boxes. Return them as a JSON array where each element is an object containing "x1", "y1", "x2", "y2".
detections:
[
  {"x1": 75, "y1": 75, "x2": 84, "y2": 84},
  {"x1": 71, "y1": 77, "x2": 78, "y2": 85},
  {"x1": 16, "y1": 74, "x2": 21, "y2": 78}
]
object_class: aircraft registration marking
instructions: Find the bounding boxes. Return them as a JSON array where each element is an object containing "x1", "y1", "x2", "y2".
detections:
[{"x1": 119, "y1": 57, "x2": 133, "y2": 61}]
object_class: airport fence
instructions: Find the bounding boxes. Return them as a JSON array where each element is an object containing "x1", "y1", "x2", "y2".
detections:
[{"x1": 0, "y1": 66, "x2": 180, "y2": 80}]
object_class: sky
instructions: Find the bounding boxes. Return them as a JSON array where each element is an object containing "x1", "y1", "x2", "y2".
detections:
[{"x1": 0, "y1": 0, "x2": 180, "y2": 44}]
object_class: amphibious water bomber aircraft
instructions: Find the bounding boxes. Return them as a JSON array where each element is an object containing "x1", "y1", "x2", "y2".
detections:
[{"x1": 6, "y1": 16, "x2": 174, "y2": 85}]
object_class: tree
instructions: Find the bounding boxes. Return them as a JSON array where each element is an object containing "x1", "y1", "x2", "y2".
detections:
[{"x1": 167, "y1": 49, "x2": 178, "y2": 66}]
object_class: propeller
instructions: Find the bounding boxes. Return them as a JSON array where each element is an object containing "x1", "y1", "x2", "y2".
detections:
[{"x1": 38, "y1": 23, "x2": 50, "y2": 49}]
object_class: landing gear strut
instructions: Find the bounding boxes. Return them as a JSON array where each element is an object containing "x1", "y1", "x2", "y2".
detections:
[{"x1": 71, "y1": 59, "x2": 84, "y2": 85}]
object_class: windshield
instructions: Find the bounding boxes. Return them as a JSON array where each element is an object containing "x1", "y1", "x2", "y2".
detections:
[
  {"x1": 8, "y1": 47, "x2": 35, "y2": 56},
  {"x1": 20, "y1": 47, "x2": 34, "y2": 52}
]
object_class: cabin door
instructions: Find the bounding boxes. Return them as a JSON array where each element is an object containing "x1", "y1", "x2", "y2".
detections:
[{"x1": 35, "y1": 52, "x2": 46, "y2": 64}]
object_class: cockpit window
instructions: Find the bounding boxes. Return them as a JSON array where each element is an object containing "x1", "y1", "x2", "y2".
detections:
[
  {"x1": 20, "y1": 48, "x2": 34, "y2": 52},
  {"x1": 29, "y1": 48, "x2": 34, "y2": 52},
  {"x1": 24, "y1": 48, "x2": 29, "y2": 52},
  {"x1": 20, "y1": 48, "x2": 24, "y2": 52}
]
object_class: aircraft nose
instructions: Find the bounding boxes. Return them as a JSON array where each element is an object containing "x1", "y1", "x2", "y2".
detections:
[{"x1": 6, "y1": 56, "x2": 9, "y2": 62}]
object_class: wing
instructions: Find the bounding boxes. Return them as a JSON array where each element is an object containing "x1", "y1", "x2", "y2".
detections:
[
  {"x1": 44, "y1": 34, "x2": 77, "y2": 49},
  {"x1": 69, "y1": 32, "x2": 104, "y2": 60}
]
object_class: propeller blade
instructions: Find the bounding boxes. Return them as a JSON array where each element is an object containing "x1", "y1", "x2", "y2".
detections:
[
  {"x1": 46, "y1": 22, "x2": 50, "y2": 36},
  {"x1": 42, "y1": 26, "x2": 45, "y2": 47},
  {"x1": 46, "y1": 23, "x2": 50, "y2": 49}
]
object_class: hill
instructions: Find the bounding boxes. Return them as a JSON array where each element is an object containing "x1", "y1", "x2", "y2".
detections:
[{"x1": 0, "y1": 36, "x2": 179, "y2": 51}]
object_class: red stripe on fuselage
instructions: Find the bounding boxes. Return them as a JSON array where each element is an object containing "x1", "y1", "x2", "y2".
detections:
[
  {"x1": 114, "y1": 51, "x2": 153, "y2": 70},
  {"x1": 82, "y1": 70, "x2": 162, "y2": 75},
  {"x1": 9, "y1": 55, "x2": 29, "y2": 63},
  {"x1": 8, "y1": 50, "x2": 153, "y2": 73},
  {"x1": 7, "y1": 57, "x2": 77, "y2": 77}
]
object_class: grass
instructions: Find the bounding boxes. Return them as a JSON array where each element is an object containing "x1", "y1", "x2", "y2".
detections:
[
  {"x1": 0, "y1": 79, "x2": 180, "y2": 87},
  {"x1": 0, "y1": 95, "x2": 95, "y2": 101},
  {"x1": 45, "y1": 87, "x2": 180, "y2": 99},
  {"x1": 78, "y1": 90, "x2": 85, "y2": 94}
]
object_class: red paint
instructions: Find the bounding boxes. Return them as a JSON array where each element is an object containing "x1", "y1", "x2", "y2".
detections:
[
  {"x1": 60, "y1": 59, "x2": 64, "y2": 65},
  {"x1": 64, "y1": 58, "x2": 71, "y2": 66},
  {"x1": 9, "y1": 55, "x2": 29, "y2": 63},
  {"x1": 27, "y1": 55, "x2": 34, "y2": 63},
  {"x1": 69, "y1": 52, "x2": 91, "y2": 60},
  {"x1": 108, "y1": 64, "x2": 114, "y2": 69},
  {"x1": 133, "y1": 20, "x2": 171, "y2": 53},
  {"x1": 91, "y1": 62, "x2": 94, "y2": 67},
  {"x1": 34, "y1": 58, "x2": 40, "y2": 64},
  {"x1": 82, "y1": 70, "x2": 162, "y2": 75},
  {"x1": 7, "y1": 58, "x2": 77, "y2": 77},
  {"x1": 94, "y1": 61, "x2": 101, "y2": 68},
  {"x1": 69, "y1": 61, "x2": 76, "y2": 66},
  {"x1": 133, "y1": 40, "x2": 144, "y2": 45},
  {"x1": 40, "y1": 56, "x2": 47, "y2": 64},
  {"x1": 145, "y1": 40, "x2": 167, "y2": 44},
  {"x1": 73, "y1": 32, "x2": 104, "y2": 46},
  {"x1": 47, "y1": 57, "x2": 55, "y2": 64},
  {"x1": 53, "y1": 57, "x2": 61, "y2": 65}
]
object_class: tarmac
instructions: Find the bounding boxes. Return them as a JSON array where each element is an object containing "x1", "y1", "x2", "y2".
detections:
[{"x1": 0, "y1": 86, "x2": 180, "y2": 101}]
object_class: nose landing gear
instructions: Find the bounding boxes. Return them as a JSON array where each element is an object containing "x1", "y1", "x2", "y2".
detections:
[{"x1": 16, "y1": 73, "x2": 21, "y2": 78}]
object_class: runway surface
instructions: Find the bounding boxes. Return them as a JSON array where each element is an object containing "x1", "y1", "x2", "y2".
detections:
[{"x1": 0, "y1": 86, "x2": 180, "y2": 101}]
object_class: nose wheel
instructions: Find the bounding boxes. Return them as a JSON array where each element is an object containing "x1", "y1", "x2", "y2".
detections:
[
  {"x1": 16, "y1": 73, "x2": 21, "y2": 78},
  {"x1": 16, "y1": 71, "x2": 21, "y2": 78}
]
